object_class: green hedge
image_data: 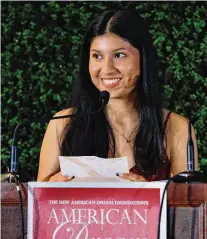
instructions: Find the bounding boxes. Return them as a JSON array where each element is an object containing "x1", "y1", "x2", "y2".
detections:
[{"x1": 2, "y1": 1, "x2": 207, "y2": 180}]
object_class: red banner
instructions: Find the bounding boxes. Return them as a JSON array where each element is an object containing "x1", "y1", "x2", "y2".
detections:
[{"x1": 28, "y1": 182, "x2": 166, "y2": 239}]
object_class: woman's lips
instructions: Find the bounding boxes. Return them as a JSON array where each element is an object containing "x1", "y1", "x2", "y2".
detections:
[{"x1": 101, "y1": 78, "x2": 122, "y2": 88}]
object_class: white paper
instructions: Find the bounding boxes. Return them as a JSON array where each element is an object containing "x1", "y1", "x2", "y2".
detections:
[{"x1": 59, "y1": 156, "x2": 129, "y2": 179}]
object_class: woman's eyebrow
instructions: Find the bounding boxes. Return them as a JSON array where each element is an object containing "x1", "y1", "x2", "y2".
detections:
[{"x1": 91, "y1": 47, "x2": 127, "y2": 52}]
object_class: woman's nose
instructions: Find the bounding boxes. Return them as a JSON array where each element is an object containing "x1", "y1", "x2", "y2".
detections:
[{"x1": 101, "y1": 57, "x2": 117, "y2": 74}]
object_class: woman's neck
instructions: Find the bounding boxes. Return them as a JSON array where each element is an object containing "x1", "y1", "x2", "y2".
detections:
[{"x1": 105, "y1": 97, "x2": 139, "y2": 130}]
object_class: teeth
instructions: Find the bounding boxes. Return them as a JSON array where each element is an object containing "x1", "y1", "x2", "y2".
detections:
[{"x1": 102, "y1": 78, "x2": 121, "y2": 85}]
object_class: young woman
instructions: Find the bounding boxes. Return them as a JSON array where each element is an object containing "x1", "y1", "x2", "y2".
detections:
[{"x1": 37, "y1": 10, "x2": 198, "y2": 182}]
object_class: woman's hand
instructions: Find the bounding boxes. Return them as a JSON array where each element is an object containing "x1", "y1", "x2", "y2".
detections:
[
  {"x1": 117, "y1": 172, "x2": 147, "y2": 182},
  {"x1": 48, "y1": 171, "x2": 75, "y2": 182}
]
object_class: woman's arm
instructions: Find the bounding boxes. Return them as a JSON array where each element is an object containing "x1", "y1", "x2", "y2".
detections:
[
  {"x1": 169, "y1": 113, "x2": 198, "y2": 176},
  {"x1": 37, "y1": 109, "x2": 73, "y2": 181}
]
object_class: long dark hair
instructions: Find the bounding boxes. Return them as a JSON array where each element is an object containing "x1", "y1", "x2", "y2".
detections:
[{"x1": 61, "y1": 10, "x2": 165, "y2": 177}]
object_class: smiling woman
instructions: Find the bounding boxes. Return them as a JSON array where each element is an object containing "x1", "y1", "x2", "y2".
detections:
[
  {"x1": 89, "y1": 33, "x2": 140, "y2": 99},
  {"x1": 37, "y1": 10, "x2": 198, "y2": 182}
]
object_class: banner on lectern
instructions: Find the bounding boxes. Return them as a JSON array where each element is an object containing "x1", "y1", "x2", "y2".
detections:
[{"x1": 28, "y1": 181, "x2": 167, "y2": 239}]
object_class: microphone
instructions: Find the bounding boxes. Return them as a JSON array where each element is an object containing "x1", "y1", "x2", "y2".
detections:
[
  {"x1": 164, "y1": 72, "x2": 206, "y2": 182},
  {"x1": 99, "y1": 90, "x2": 110, "y2": 105},
  {"x1": 9, "y1": 91, "x2": 110, "y2": 178},
  {"x1": 51, "y1": 90, "x2": 110, "y2": 120}
]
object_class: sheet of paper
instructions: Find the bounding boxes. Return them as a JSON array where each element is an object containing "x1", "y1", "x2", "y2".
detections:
[{"x1": 59, "y1": 156, "x2": 129, "y2": 179}]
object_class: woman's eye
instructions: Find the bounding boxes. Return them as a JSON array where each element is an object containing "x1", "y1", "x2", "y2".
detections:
[
  {"x1": 114, "y1": 52, "x2": 126, "y2": 58},
  {"x1": 92, "y1": 53, "x2": 103, "y2": 60}
]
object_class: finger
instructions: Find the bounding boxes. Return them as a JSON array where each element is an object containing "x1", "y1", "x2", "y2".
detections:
[
  {"x1": 54, "y1": 171, "x2": 74, "y2": 181},
  {"x1": 50, "y1": 176, "x2": 74, "y2": 182},
  {"x1": 118, "y1": 173, "x2": 146, "y2": 182},
  {"x1": 49, "y1": 173, "x2": 75, "y2": 182}
]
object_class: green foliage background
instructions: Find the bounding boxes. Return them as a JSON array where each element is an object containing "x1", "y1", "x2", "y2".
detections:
[{"x1": 2, "y1": 1, "x2": 207, "y2": 180}]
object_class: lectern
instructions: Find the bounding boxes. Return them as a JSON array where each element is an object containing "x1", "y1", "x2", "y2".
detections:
[{"x1": 1, "y1": 181, "x2": 207, "y2": 238}]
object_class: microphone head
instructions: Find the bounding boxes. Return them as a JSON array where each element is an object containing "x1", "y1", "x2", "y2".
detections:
[{"x1": 99, "y1": 91, "x2": 110, "y2": 105}]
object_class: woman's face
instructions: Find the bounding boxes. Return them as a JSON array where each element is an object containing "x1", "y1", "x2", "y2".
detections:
[{"x1": 89, "y1": 33, "x2": 140, "y2": 99}]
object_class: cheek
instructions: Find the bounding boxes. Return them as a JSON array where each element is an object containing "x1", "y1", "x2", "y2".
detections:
[
  {"x1": 128, "y1": 66, "x2": 140, "y2": 82},
  {"x1": 126, "y1": 57, "x2": 140, "y2": 78},
  {"x1": 118, "y1": 64, "x2": 140, "y2": 86},
  {"x1": 89, "y1": 64, "x2": 101, "y2": 89},
  {"x1": 89, "y1": 48, "x2": 100, "y2": 74},
  {"x1": 126, "y1": 64, "x2": 140, "y2": 76},
  {"x1": 89, "y1": 63, "x2": 100, "y2": 79}
]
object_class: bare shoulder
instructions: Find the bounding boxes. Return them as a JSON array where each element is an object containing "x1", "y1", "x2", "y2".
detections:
[
  {"x1": 51, "y1": 108, "x2": 74, "y2": 138},
  {"x1": 38, "y1": 107, "x2": 75, "y2": 181},
  {"x1": 163, "y1": 110, "x2": 188, "y2": 156},
  {"x1": 169, "y1": 112, "x2": 188, "y2": 131},
  {"x1": 163, "y1": 109, "x2": 188, "y2": 134},
  {"x1": 54, "y1": 108, "x2": 74, "y2": 117},
  {"x1": 163, "y1": 110, "x2": 198, "y2": 173},
  {"x1": 53, "y1": 108, "x2": 74, "y2": 123}
]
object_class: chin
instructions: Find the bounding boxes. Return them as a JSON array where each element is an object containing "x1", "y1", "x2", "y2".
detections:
[
  {"x1": 97, "y1": 85, "x2": 135, "y2": 99},
  {"x1": 107, "y1": 91, "x2": 128, "y2": 99}
]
